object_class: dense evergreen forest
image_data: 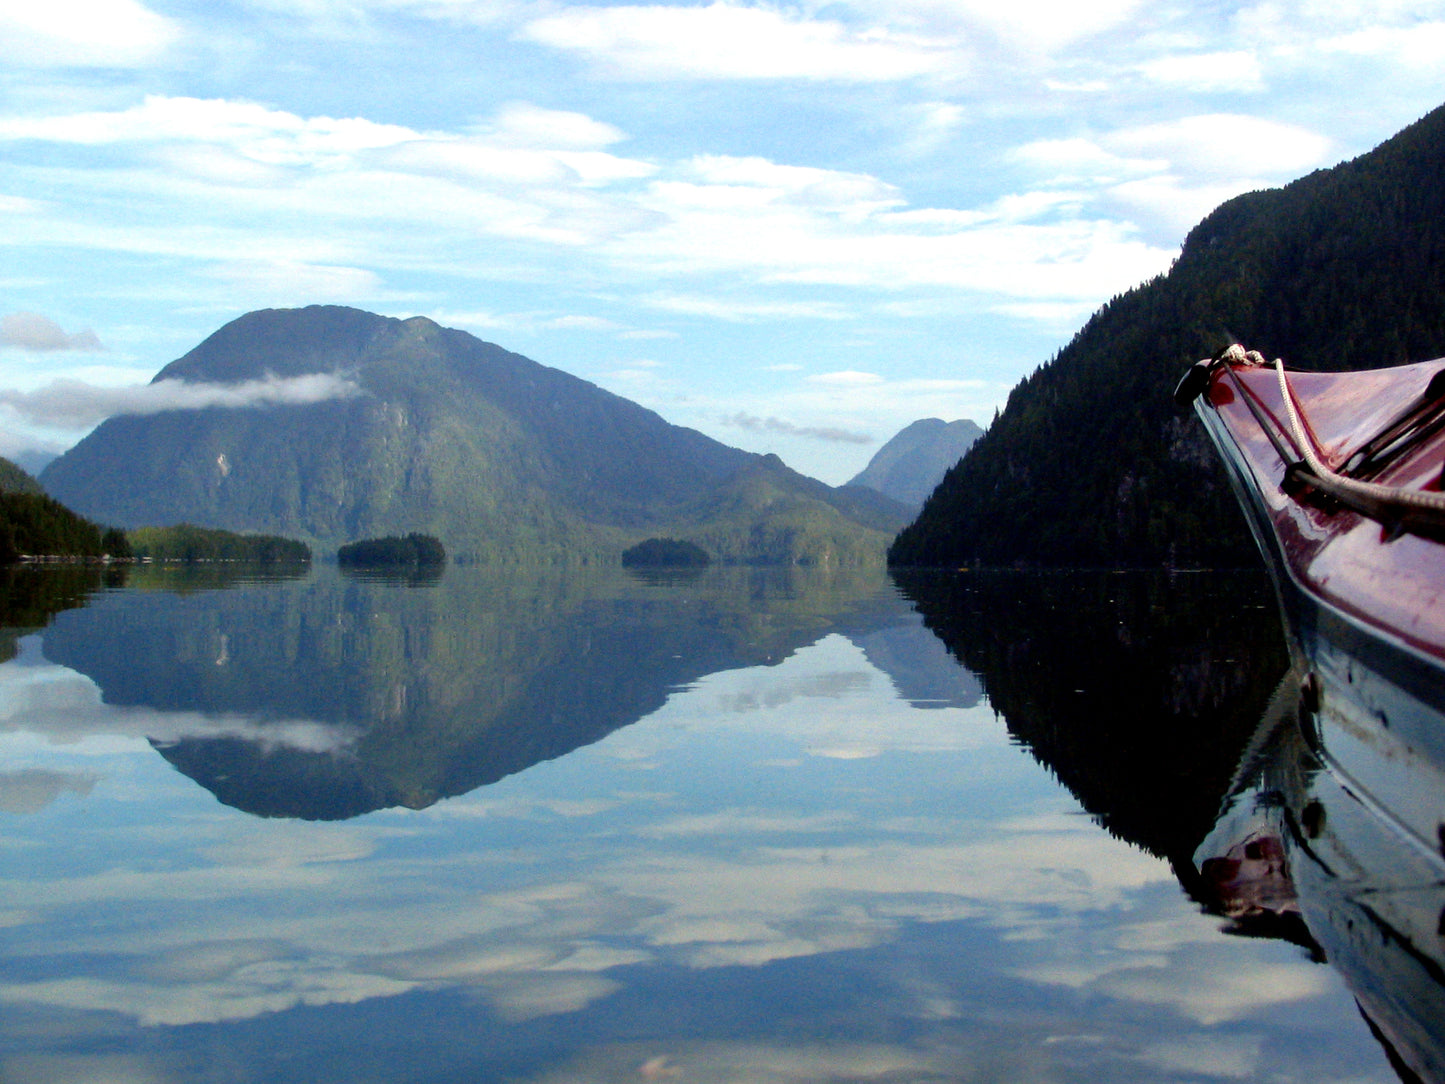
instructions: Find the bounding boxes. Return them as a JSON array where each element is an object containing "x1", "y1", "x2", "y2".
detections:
[
  {"x1": 337, "y1": 533, "x2": 446, "y2": 568},
  {"x1": 890, "y1": 102, "x2": 1445, "y2": 569},
  {"x1": 621, "y1": 538, "x2": 710, "y2": 568},
  {"x1": 0, "y1": 456, "x2": 130, "y2": 563},
  {"x1": 128, "y1": 524, "x2": 311, "y2": 563}
]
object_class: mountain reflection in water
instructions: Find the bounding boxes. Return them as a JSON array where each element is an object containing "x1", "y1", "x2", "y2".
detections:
[
  {"x1": 0, "y1": 564, "x2": 1436, "y2": 1083},
  {"x1": 39, "y1": 565, "x2": 977, "y2": 819}
]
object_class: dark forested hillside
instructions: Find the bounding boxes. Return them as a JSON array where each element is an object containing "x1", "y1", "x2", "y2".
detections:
[
  {"x1": 890, "y1": 102, "x2": 1445, "y2": 569},
  {"x1": 0, "y1": 492, "x2": 129, "y2": 563},
  {"x1": 0, "y1": 455, "x2": 130, "y2": 562}
]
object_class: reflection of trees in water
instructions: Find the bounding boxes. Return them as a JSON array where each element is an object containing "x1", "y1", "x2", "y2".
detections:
[
  {"x1": 40, "y1": 567, "x2": 912, "y2": 820},
  {"x1": 0, "y1": 564, "x2": 124, "y2": 663},
  {"x1": 900, "y1": 568, "x2": 1445, "y2": 1082},
  {"x1": 892, "y1": 570, "x2": 1291, "y2": 871}
]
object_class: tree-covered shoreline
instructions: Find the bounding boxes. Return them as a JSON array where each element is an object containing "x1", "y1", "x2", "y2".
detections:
[{"x1": 890, "y1": 102, "x2": 1445, "y2": 570}]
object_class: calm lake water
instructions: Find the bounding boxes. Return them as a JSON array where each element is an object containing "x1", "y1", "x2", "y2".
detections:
[{"x1": 0, "y1": 564, "x2": 1436, "y2": 1082}]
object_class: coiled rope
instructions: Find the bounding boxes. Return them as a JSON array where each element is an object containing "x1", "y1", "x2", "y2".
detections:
[{"x1": 1262, "y1": 349, "x2": 1445, "y2": 518}]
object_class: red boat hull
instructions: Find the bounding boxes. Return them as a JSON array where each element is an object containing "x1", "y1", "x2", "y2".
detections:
[
  {"x1": 1190, "y1": 354, "x2": 1445, "y2": 830},
  {"x1": 1199, "y1": 360, "x2": 1445, "y2": 660},
  {"x1": 1190, "y1": 355, "x2": 1445, "y2": 1082}
]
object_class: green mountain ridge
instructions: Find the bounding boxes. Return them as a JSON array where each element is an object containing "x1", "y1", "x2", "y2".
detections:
[
  {"x1": 41, "y1": 307, "x2": 906, "y2": 565},
  {"x1": 890, "y1": 100, "x2": 1445, "y2": 569}
]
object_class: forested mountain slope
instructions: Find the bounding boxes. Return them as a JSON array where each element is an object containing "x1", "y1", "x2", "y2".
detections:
[
  {"x1": 43, "y1": 307, "x2": 906, "y2": 565},
  {"x1": 890, "y1": 102, "x2": 1445, "y2": 568}
]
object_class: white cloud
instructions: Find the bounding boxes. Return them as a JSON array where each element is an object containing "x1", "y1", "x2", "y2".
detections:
[
  {"x1": 0, "y1": 667, "x2": 363, "y2": 755},
  {"x1": 0, "y1": 99, "x2": 1307, "y2": 341},
  {"x1": 0, "y1": 96, "x2": 419, "y2": 163},
  {"x1": 1102, "y1": 114, "x2": 1333, "y2": 179},
  {"x1": 850, "y1": 0, "x2": 1147, "y2": 54},
  {"x1": 901, "y1": 100, "x2": 968, "y2": 156},
  {"x1": 722, "y1": 413, "x2": 873, "y2": 444},
  {"x1": 1009, "y1": 114, "x2": 1335, "y2": 240},
  {"x1": 519, "y1": 3, "x2": 955, "y2": 81},
  {"x1": 1106, "y1": 174, "x2": 1275, "y2": 238},
  {"x1": 618, "y1": 167, "x2": 1173, "y2": 298},
  {"x1": 640, "y1": 294, "x2": 850, "y2": 321},
  {"x1": 0, "y1": 768, "x2": 97, "y2": 814},
  {"x1": 1010, "y1": 138, "x2": 1159, "y2": 182},
  {"x1": 1316, "y1": 20, "x2": 1445, "y2": 67},
  {"x1": 1017, "y1": 115, "x2": 1330, "y2": 192},
  {"x1": 1137, "y1": 51, "x2": 1266, "y2": 93},
  {"x1": 807, "y1": 370, "x2": 884, "y2": 387},
  {"x1": 485, "y1": 101, "x2": 628, "y2": 150},
  {"x1": 0, "y1": 313, "x2": 103, "y2": 352},
  {"x1": 1233, "y1": 0, "x2": 1445, "y2": 60},
  {"x1": 544, "y1": 314, "x2": 623, "y2": 331},
  {"x1": 0, "y1": 426, "x2": 65, "y2": 465},
  {"x1": 0, "y1": 195, "x2": 42, "y2": 215},
  {"x1": 0, "y1": 0, "x2": 179, "y2": 68},
  {"x1": 203, "y1": 260, "x2": 385, "y2": 304},
  {"x1": 1090, "y1": 942, "x2": 1332, "y2": 1025},
  {"x1": 0, "y1": 373, "x2": 363, "y2": 429}
]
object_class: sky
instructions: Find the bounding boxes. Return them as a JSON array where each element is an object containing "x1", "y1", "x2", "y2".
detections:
[{"x1": 2, "y1": 1, "x2": 1445, "y2": 483}]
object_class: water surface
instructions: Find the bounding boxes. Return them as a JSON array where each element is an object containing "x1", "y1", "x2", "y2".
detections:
[{"x1": 0, "y1": 565, "x2": 1427, "y2": 1082}]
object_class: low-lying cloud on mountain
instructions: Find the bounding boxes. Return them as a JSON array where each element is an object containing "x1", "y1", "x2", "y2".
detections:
[{"x1": 0, "y1": 373, "x2": 362, "y2": 429}]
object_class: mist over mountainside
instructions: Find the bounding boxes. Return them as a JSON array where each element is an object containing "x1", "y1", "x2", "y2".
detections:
[
  {"x1": 890, "y1": 101, "x2": 1445, "y2": 569},
  {"x1": 41, "y1": 307, "x2": 907, "y2": 565},
  {"x1": 847, "y1": 418, "x2": 984, "y2": 510}
]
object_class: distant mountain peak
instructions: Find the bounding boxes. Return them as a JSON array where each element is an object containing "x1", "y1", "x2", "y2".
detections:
[{"x1": 848, "y1": 417, "x2": 983, "y2": 510}]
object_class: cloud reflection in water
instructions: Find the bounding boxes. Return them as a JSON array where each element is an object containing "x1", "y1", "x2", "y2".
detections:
[{"x1": 0, "y1": 570, "x2": 1399, "y2": 1083}]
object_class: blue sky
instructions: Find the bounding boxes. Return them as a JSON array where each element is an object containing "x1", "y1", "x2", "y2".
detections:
[{"x1": 2, "y1": 0, "x2": 1444, "y2": 483}]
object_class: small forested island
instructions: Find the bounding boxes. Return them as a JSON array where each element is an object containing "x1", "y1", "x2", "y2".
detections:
[
  {"x1": 337, "y1": 533, "x2": 446, "y2": 568},
  {"x1": 621, "y1": 538, "x2": 710, "y2": 568},
  {"x1": 128, "y1": 524, "x2": 311, "y2": 563}
]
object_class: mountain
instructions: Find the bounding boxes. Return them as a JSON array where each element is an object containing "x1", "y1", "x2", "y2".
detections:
[
  {"x1": 847, "y1": 418, "x2": 983, "y2": 509},
  {"x1": 41, "y1": 307, "x2": 907, "y2": 565},
  {"x1": 0, "y1": 457, "x2": 43, "y2": 496},
  {"x1": 890, "y1": 102, "x2": 1445, "y2": 569}
]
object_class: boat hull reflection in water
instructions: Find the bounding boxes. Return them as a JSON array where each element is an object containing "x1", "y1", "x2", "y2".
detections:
[
  {"x1": 1198, "y1": 662, "x2": 1445, "y2": 1084},
  {"x1": 0, "y1": 565, "x2": 1423, "y2": 1082}
]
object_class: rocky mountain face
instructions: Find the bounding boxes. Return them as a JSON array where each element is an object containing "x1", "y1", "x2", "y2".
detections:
[
  {"x1": 41, "y1": 306, "x2": 906, "y2": 565},
  {"x1": 847, "y1": 418, "x2": 984, "y2": 510}
]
